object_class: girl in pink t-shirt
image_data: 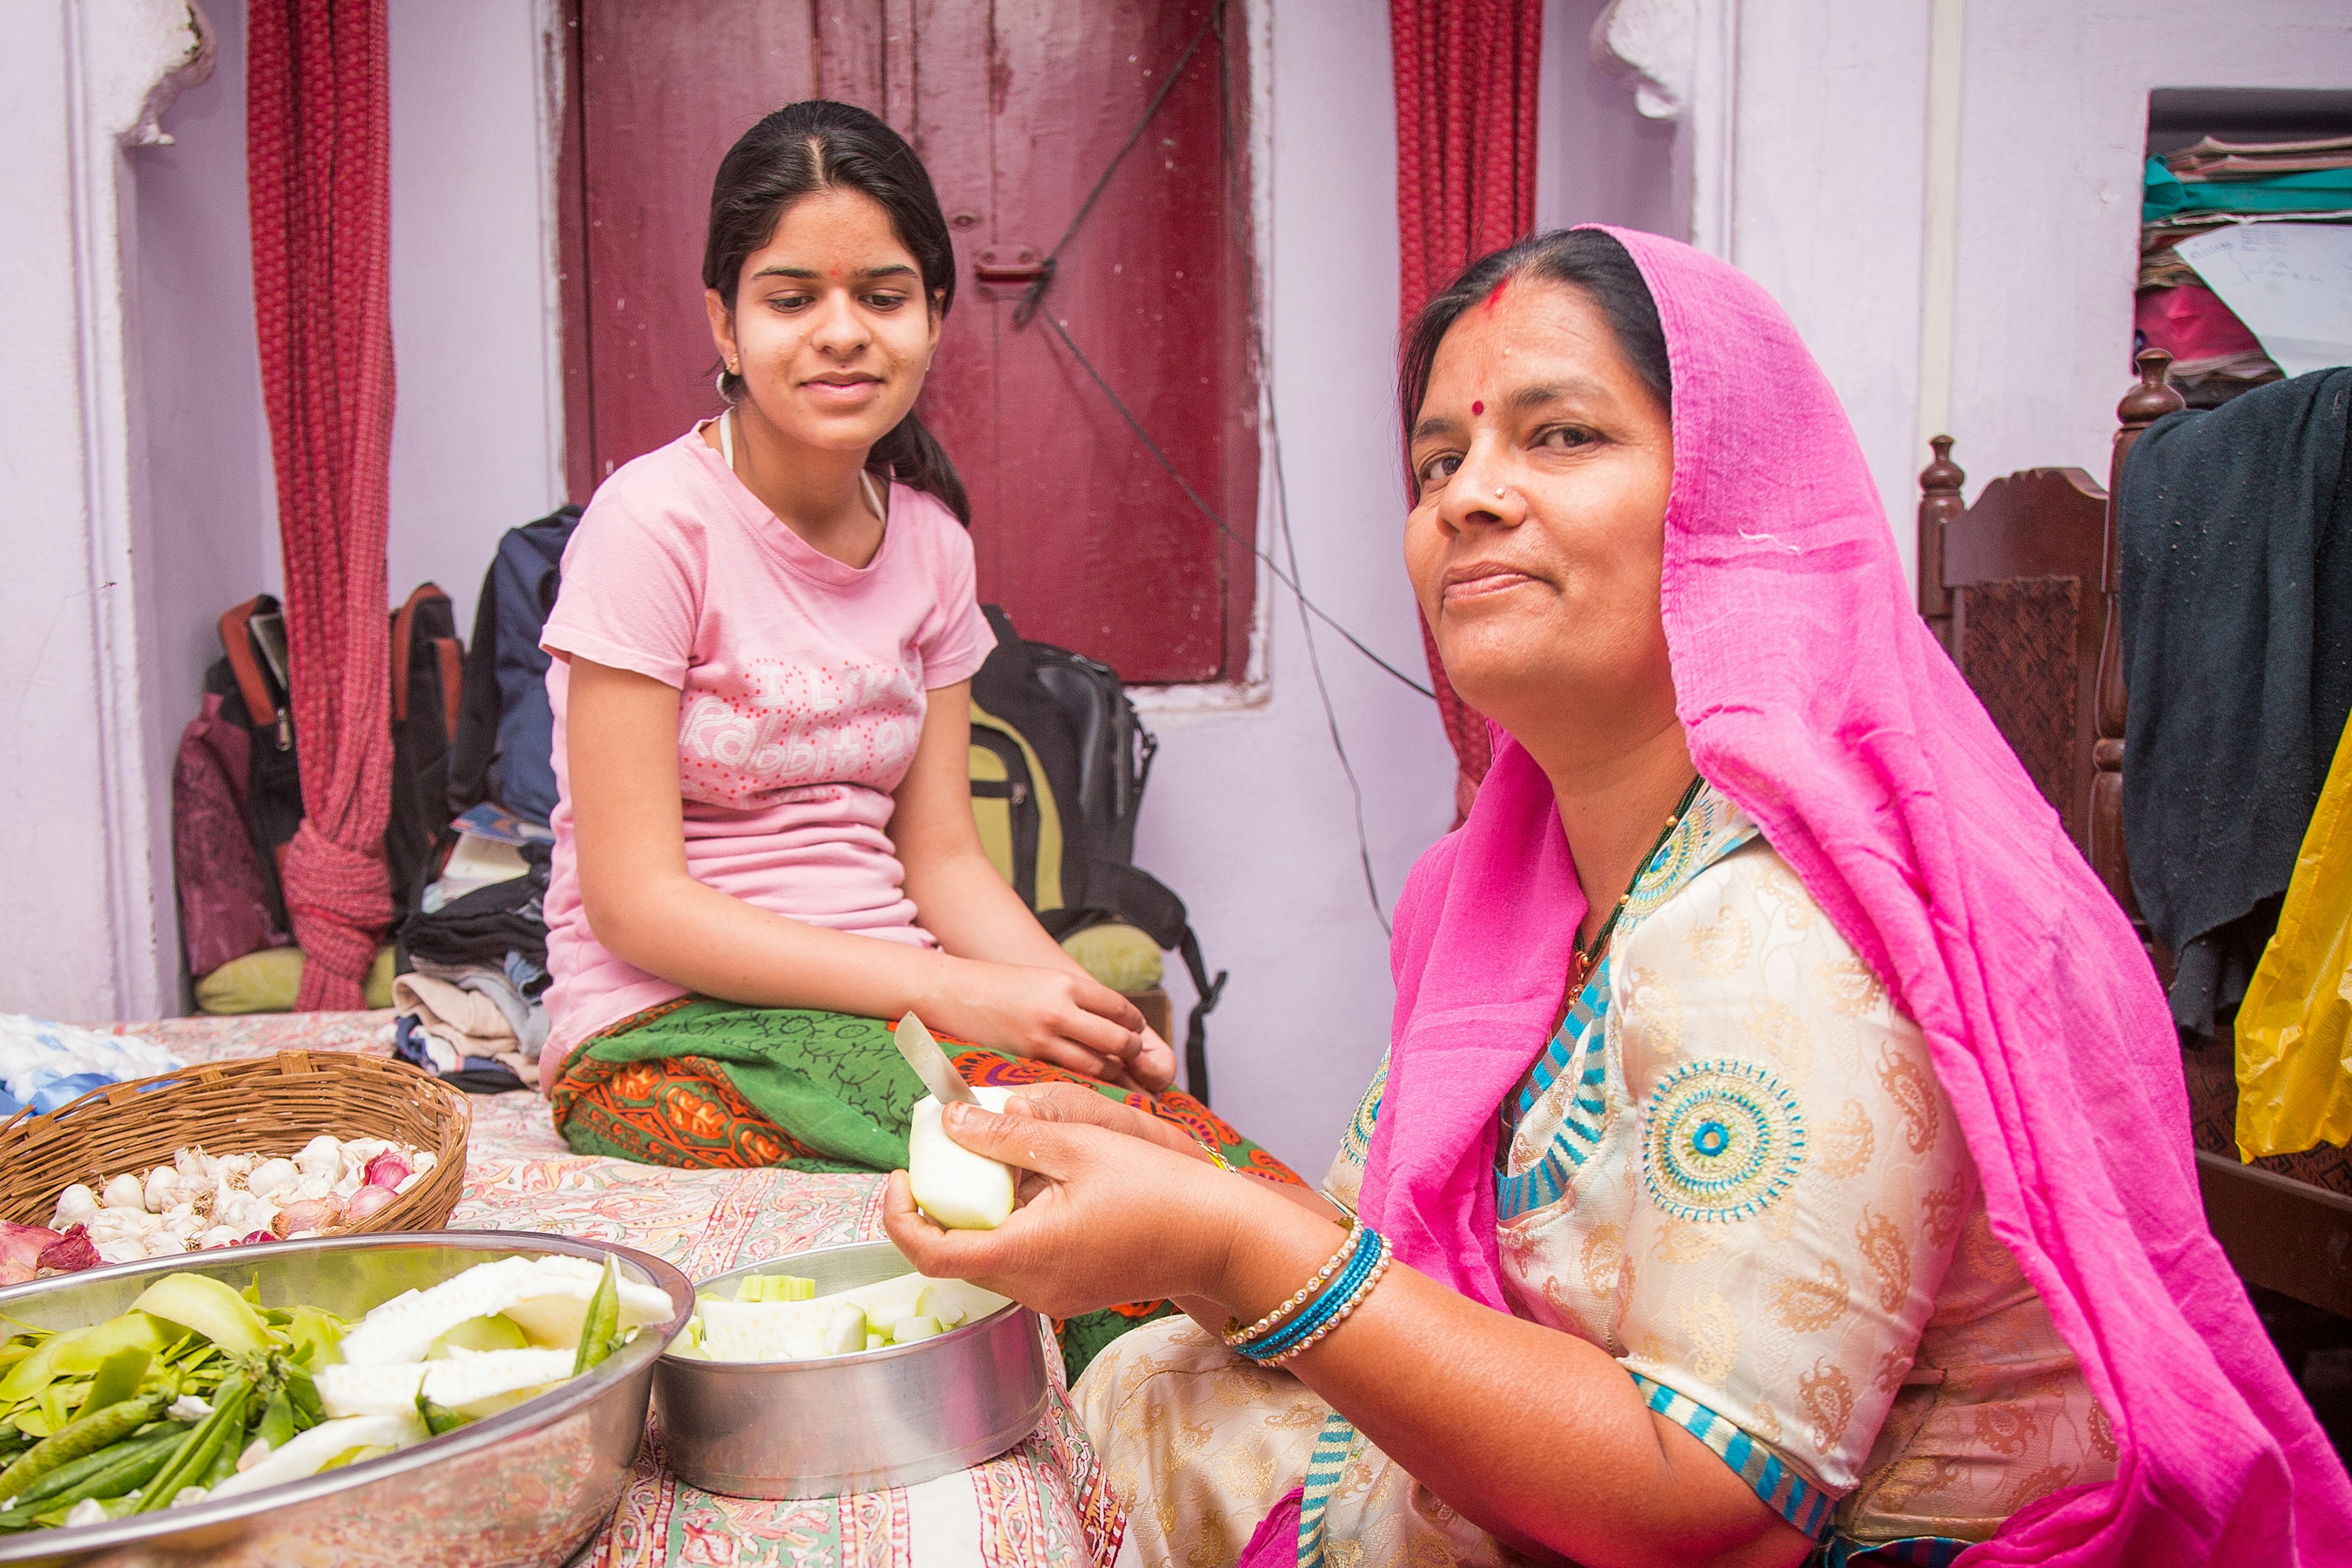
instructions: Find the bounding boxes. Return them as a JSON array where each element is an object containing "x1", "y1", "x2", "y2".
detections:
[{"x1": 538, "y1": 102, "x2": 1231, "y2": 1158}]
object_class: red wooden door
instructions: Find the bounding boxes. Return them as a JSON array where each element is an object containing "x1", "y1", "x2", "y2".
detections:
[{"x1": 559, "y1": 1, "x2": 1257, "y2": 684}]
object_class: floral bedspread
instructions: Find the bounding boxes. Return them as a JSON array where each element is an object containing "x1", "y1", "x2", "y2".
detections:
[{"x1": 110, "y1": 1012, "x2": 1125, "y2": 1568}]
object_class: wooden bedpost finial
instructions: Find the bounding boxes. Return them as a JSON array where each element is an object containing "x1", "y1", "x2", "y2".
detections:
[
  {"x1": 2119, "y1": 348, "x2": 2185, "y2": 429},
  {"x1": 1916, "y1": 435, "x2": 1962, "y2": 639},
  {"x1": 1921, "y1": 434, "x2": 1964, "y2": 502}
]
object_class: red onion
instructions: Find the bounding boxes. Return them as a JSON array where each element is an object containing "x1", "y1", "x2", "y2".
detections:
[
  {"x1": 270, "y1": 1196, "x2": 346, "y2": 1238},
  {"x1": 361, "y1": 1150, "x2": 412, "y2": 1189},
  {"x1": 36, "y1": 1224, "x2": 99, "y2": 1273},
  {"x1": 0, "y1": 1221, "x2": 59, "y2": 1283},
  {"x1": 344, "y1": 1185, "x2": 398, "y2": 1223},
  {"x1": 237, "y1": 1230, "x2": 274, "y2": 1245}
]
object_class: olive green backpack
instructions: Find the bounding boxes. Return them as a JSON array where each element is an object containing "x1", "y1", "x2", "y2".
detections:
[{"x1": 967, "y1": 606, "x2": 1228, "y2": 1102}]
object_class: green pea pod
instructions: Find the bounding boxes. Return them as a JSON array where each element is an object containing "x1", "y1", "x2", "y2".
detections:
[
  {"x1": 420, "y1": 1401, "x2": 467, "y2": 1437},
  {"x1": 83, "y1": 1349, "x2": 148, "y2": 1417},
  {"x1": 0, "y1": 1394, "x2": 162, "y2": 1504},
  {"x1": 135, "y1": 1374, "x2": 246, "y2": 1514},
  {"x1": 0, "y1": 1430, "x2": 184, "y2": 1528},
  {"x1": 573, "y1": 1254, "x2": 622, "y2": 1376},
  {"x1": 285, "y1": 1371, "x2": 322, "y2": 1425},
  {"x1": 254, "y1": 1387, "x2": 294, "y2": 1454},
  {"x1": 4, "y1": 1427, "x2": 183, "y2": 1511},
  {"x1": 202, "y1": 1425, "x2": 244, "y2": 1489}
]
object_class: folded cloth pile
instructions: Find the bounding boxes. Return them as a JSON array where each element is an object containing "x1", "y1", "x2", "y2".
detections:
[
  {"x1": 0, "y1": 1016, "x2": 181, "y2": 1118},
  {"x1": 394, "y1": 839, "x2": 551, "y2": 1096},
  {"x1": 392, "y1": 959, "x2": 548, "y2": 1093}
]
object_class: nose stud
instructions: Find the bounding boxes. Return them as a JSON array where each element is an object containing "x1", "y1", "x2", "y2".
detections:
[{"x1": 1494, "y1": 488, "x2": 1506, "y2": 500}]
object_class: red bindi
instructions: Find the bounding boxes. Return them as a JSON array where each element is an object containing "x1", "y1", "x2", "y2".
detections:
[{"x1": 1471, "y1": 400, "x2": 1484, "y2": 415}]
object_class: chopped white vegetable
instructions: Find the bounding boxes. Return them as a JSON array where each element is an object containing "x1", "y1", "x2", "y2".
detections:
[
  {"x1": 908, "y1": 1086, "x2": 1017, "y2": 1231},
  {"x1": 336, "y1": 1255, "x2": 669, "y2": 1366},
  {"x1": 64, "y1": 1498, "x2": 108, "y2": 1528},
  {"x1": 418, "y1": 1347, "x2": 578, "y2": 1419},
  {"x1": 695, "y1": 1298, "x2": 870, "y2": 1362},
  {"x1": 208, "y1": 1414, "x2": 426, "y2": 1499},
  {"x1": 168, "y1": 1393, "x2": 212, "y2": 1422},
  {"x1": 315, "y1": 1362, "x2": 428, "y2": 1419}
]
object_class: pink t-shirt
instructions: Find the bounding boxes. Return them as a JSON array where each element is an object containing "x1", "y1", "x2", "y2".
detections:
[{"x1": 538, "y1": 424, "x2": 993, "y2": 1082}]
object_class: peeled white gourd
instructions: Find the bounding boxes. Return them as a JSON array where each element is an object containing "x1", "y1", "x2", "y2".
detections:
[
  {"x1": 693, "y1": 1298, "x2": 870, "y2": 1362},
  {"x1": 208, "y1": 1412, "x2": 429, "y2": 1499},
  {"x1": 337, "y1": 1255, "x2": 672, "y2": 1366},
  {"x1": 908, "y1": 1085, "x2": 1016, "y2": 1230}
]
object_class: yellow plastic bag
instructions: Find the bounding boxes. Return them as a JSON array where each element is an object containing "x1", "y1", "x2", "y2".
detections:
[{"x1": 2235, "y1": 714, "x2": 2352, "y2": 1159}]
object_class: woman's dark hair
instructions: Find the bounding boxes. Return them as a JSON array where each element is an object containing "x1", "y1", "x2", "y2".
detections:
[
  {"x1": 704, "y1": 100, "x2": 970, "y2": 525},
  {"x1": 1398, "y1": 228, "x2": 1671, "y2": 467}
]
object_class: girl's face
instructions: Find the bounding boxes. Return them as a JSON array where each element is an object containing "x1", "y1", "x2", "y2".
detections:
[
  {"x1": 1403, "y1": 277, "x2": 1678, "y2": 742},
  {"x1": 706, "y1": 187, "x2": 941, "y2": 454}
]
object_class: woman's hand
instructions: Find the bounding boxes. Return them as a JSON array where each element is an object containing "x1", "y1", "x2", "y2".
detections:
[
  {"x1": 882, "y1": 1100, "x2": 1268, "y2": 1317},
  {"x1": 1000, "y1": 1082, "x2": 1208, "y2": 1158},
  {"x1": 931, "y1": 959, "x2": 1147, "y2": 1083}
]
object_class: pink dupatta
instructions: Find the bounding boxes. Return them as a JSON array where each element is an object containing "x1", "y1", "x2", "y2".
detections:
[{"x1": 1355, "y1": 228, "x2": 2352, "y2": 1565}]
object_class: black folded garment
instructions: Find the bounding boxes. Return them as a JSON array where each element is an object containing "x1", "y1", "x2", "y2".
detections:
[
  {"x1": 397, "y1": 852, "x2": 549, "y2": 976},
  {"x1": 2120, "y1": 368, "x2": 2352, "y2": 1042}
]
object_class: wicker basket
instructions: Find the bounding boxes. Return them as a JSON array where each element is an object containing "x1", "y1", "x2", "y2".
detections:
[{"x1": 0, "y1": 1051, "x2": 469, "y2": 1237}]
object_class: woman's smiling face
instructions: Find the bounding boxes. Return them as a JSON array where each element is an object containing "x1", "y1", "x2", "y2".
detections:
[
  {"x1": 1403, "y1": 277, "x2": 1678, "y2": 742},
  {"x1": 706, "y1": 186, "x2": 941, "y2": 454}
]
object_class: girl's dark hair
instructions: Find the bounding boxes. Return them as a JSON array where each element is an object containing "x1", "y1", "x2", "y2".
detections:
[
  {"x1": 704, "y1": 100, "x2": 970, "y2": 525},
  {"x1": 1398, "y1": 228, "x2": 1671, "y2": 464}
]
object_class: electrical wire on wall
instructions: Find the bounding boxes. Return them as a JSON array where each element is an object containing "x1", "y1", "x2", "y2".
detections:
[{"x1": 1015, "y1": 0, "x2": 1427, "y2": 935}]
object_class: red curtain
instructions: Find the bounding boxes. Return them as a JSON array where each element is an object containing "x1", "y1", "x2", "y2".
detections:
[
  {"x1": 1392, "y1": 0, "x2": 1545, "y2": 821},
  {"x1": 248, "y1": 0, "x2": 398, "y2": 1011}
]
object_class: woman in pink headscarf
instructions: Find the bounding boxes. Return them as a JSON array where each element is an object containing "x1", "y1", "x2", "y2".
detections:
[{"x1": 883, "y1": 228, "x2": 2352, "y2": 1568}]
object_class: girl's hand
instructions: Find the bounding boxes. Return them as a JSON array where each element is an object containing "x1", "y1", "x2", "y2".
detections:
[
  {"x1": 1129, "y1": 1025, "x2": 1177, "y2": 1092},
  {"x1": 881, "y1": 1101, "x2": 1253, "y2": 1316},
  {"x1": 935, "y1": 959, "x2": 1147, "y2": 1082}
]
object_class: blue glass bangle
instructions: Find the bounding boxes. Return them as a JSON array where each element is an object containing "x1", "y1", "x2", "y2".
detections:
[{"x1": 1236, "y1": 1224, "x2": 1385, "y2": 1363}]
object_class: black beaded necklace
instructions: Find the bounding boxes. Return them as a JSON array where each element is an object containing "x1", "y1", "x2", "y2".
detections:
[{"x1": 1567, "y1": 772, "x2": 1707, "y2": 995}]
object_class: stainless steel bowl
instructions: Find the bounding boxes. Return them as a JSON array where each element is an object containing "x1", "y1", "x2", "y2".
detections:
[
  {"x1": 653, "y1": 1240, "x2": 1048, "y2": 1499},
  {"x1": 0, "y1": 1231, "x2": 690, "y2": 1568}
]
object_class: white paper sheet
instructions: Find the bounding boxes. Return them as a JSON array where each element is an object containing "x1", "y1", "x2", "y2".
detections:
[{"x1": 2176, "y1": 222, "x2": 2352, "y2": 379}]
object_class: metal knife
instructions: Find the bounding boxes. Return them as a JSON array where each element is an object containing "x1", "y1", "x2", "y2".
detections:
[{"x1": 894, "y1": 1012, "x2": 979, "y2": 1106}]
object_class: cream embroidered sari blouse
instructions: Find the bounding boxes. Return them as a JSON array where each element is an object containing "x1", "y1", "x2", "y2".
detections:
[{"x1": 1079, "y1": 788, "x2": 2113, "y2": 1568}]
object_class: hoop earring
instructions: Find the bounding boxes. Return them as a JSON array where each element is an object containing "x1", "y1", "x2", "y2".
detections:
[{"x1": 715, "y1": 369, "x2": 729, "y2": 397}]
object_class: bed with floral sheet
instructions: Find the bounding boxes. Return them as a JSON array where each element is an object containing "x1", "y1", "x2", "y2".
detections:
[{"x1": 104, "y1": 1012, "x2": 1123, "y2": 1568}]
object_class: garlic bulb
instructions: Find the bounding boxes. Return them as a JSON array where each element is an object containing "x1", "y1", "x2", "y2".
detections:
[
  {"x1": 49, "y1": 1135, "x2": 431, "y2": 1264},
  {"x1": 246, "y1": 1158, "x2": 300, "y2": 1200},
  {"x1": 51, "y1": 1184, "x2": 98, "y2": 1229}
]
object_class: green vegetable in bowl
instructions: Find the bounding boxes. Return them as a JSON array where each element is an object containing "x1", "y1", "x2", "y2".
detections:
[{"x1": 0, "y1": 1250, "x2": 665, "y2": 1539}]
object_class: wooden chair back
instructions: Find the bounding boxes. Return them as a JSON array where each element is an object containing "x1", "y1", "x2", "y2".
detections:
[
  {"x1": 1916, "y1": 446, "x2": 2109, "y2": 854},
  {"x1": 1916, "y1": 349, "x2": 2186, "y2": 899}
]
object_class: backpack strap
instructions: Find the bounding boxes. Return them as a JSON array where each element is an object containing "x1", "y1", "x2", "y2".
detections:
[
  {"x1": 434, "y1": 636, "x2": 465, "y2": 744},
  {"x1": 1080, "y1": 860, "x2": 1230, "y2": 1105},
  {"x1": 390, "y1": 582, "x2": 448, "y2": 723},
  {"x1": 217, "y1": 596, "x2": 290, "y2": 752}
]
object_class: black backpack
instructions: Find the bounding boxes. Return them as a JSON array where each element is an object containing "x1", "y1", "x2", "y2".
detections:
[
  {"x1": 200, "y1": 586, "x2": 463, "y2": 937},
  {"x1": 450, "y1": 505, "x2": 581, "y2": 825},
  {"x1": 970, "y1": 605, "x2": 1228, "y2": 1102}
]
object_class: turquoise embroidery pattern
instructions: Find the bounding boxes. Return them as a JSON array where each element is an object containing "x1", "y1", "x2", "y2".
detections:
[
  {"x1": 1630, "y1": 1371, "x2": 1834, "y2": 1537},
  {"x1": 1498, "y1": 960, "x2": 1611, "y2": 1221},
  {"x1": 1640, "y1": 1057, "x2": 1806, "y2": 1223}
]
